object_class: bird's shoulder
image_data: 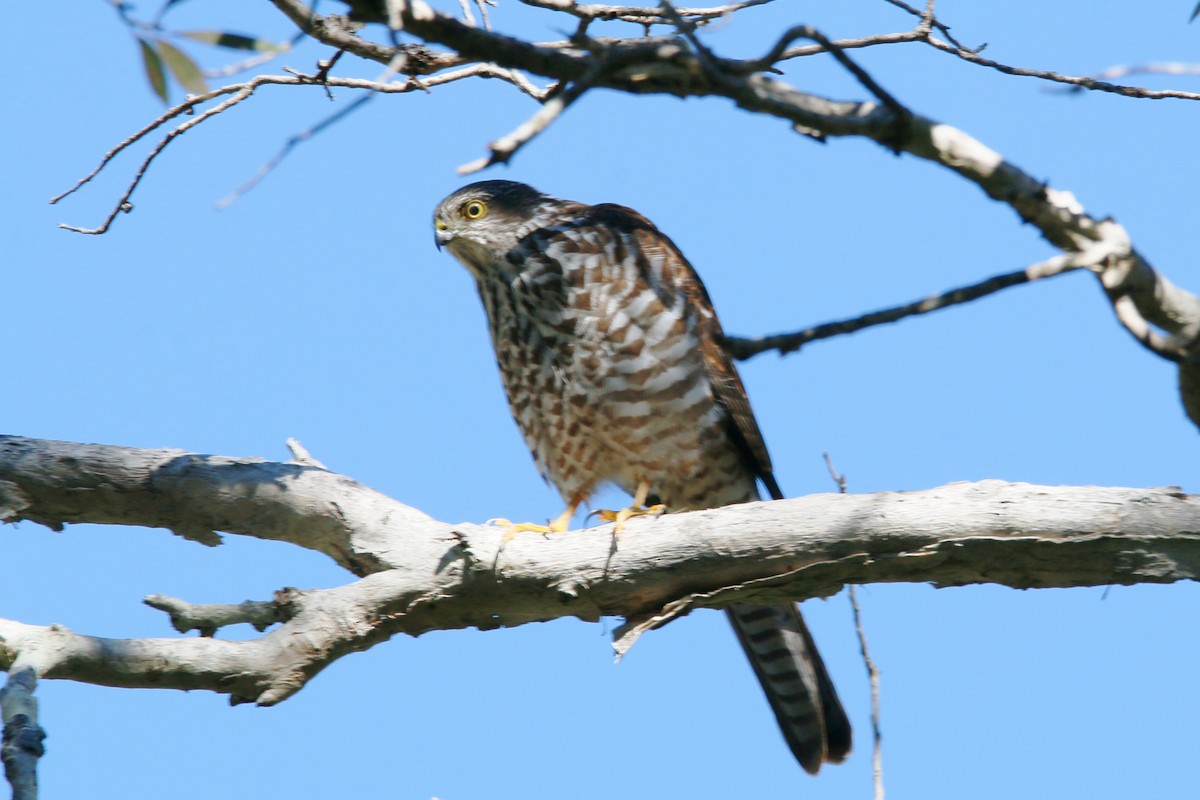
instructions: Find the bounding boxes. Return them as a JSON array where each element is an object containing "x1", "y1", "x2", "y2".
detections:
[{"x1": 580, "y1": 203, "x2": 780, "y2": 491}]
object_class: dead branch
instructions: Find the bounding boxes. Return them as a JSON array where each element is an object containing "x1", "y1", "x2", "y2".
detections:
[
  {"x1": 2, "y1": 433, "x2": 1198, "y2": 700},
  {"x1": 920, "y1": 36, "x2": 1200, "y2": 101},
  {"x1": 849, "y1": 586, "x2": 884, "y2": 800},
  {"x1": 52, "y1": 66, "x2": 546, "y2": 232},
  {"x1": 458, "y1": 59, "x2": 603, "y2": 173},
  {"x1": 722, "y1": 247, "x2": 1086, "y2": 359}
]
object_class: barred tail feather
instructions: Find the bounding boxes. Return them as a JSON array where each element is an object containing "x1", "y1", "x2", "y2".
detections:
[{"x1": 727, "y1": 603, "x2": 852, "y2": 773}]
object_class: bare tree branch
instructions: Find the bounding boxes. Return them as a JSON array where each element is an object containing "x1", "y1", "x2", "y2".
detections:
[
  {"x1": 458, "y1": 59, "x2": 602, "y2": 173},
  {"x1": 849, "y1": 586, "x2": 884, "y2": 800},
  {"x1": 921, "y1": 36, "x2": 1200, "y2": 101},
  {"x1": 872, "y1": 0, "x2": 1200, "y2": 100},
  {"x1": 880, "y1": 0, "x2": 972, "y2": 50},
  {"x1": 823, "y1": 454, "x2": 885, "y2": 800},
  {"x1": 1, "y1": 434, "x2": 1198, "y2": 706},
  {"x1": 725, "y1": 249, "x2": 1082, "y2": 359},
  {"x1": 0, "y1": 435, "x2": 436, "y2": 572},
  {"x1": 51, "y1": 66, "x2": 545, "y2": 232}
]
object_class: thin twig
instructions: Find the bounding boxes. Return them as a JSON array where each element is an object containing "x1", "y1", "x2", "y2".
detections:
[
  {"x1": 50, "y1": 85, "x2": 231, "y2": 205},
  {"x1": 724, "y1": 252, "x2": 1081, "y2": 360},
  {"x1": 923, "y1": 36, "x2": 1200, "y2": 101},
  {"x1": 822, "y1": 452, "x2": 847, "y2": 494},
  {"x1": 225, "y1": 19, "x2": 553, "y2": 208},
  {"x1": 203, "y1": 32, "x2": 303, "y2": 79},
  {"x1": 222, "y1": 47, "x2": 404, "y2": 210},
  {"x1": 457, "y1": 62, "x2": 603, "y2": 174},
  {"x1": 517, "y1": 0, "x2": 774, "y2": 26},
  {"x1": 849, "y1": 585, "x2": 884, "y2": 800},
  {"x1": 53, "y1": 67, "x2": 547, "y2": 233},
  {"x1": 205, "y1": 45, "x2": 292, "y2": 78},
  {"x1": 458, "y1": 0, "x2": 478, "y2": 26},
  {"x1": 409, "y1": 63, "x2": 553, "y2": 99},
  {"x1": 772, "y1": 30, "x2": 927, "y2": 63},
  {"x1": 771, "y1": 3, "x2": 1200, "y2": 101},
  {"x1": 476, "y1": 0, "x2": 497, "y2": 30},
  {"x1": 58, "y1": 84, "x2": 259, "y2": 234},
  {"x1": 216, "y1": 91, "x2": 375, "y2": 210},
  {"x1": 823, "y1": 453, "x2": 884, "y2": 800},
  {"x1": 881, "y1": 0, "x2": 973, "y2": 52},
  {"x1": 758, "y1": 26, "x2": 908, "y2": 123}
]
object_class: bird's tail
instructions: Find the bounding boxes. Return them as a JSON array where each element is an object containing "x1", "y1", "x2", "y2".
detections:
[{"x1": 726, "y1": 603, "x2": 852, "y2": 773}]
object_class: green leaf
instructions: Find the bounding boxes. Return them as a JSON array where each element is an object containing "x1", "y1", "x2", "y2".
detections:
[
  {"x1": 179, "y1": 30, "x2": 283, "y2": 53},
  {"x1": 138, "y1": 38, "x2": 169, "y2": 104},
  {"x1": 157, "y1": 40, "x2": 208, "y2": 95}
]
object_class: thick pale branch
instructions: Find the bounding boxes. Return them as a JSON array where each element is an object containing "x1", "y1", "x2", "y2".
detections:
[
  {"x1": 0, "y1": 435, "x2": 437, "y2": 575},
  {"x1": 1, "y1": 435, "x2": 1198, "y2": 704}
]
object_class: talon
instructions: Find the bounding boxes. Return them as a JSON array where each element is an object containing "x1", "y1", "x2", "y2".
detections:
[
  {"x1": 597, "y1": 481, "x2": 667, "y2": 534},
  {"x1": 601, "y1": 503, "x2": 667, "y2": 533}
]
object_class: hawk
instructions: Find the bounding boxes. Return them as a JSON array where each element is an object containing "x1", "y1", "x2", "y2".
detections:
[{"x1": 433, "y1": 180, "x2": 851, "y2": 773}]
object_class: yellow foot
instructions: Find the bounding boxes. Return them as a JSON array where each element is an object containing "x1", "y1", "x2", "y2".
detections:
[
  {"x1": 487, "y1": 500, "x2": 580, "y2": 544},
  {"x1": 596, "y1": 504, "x2": 667, "y2": 533},
  {"x1": 595, "y1": 481, "x2": 667, "y2": 534}
]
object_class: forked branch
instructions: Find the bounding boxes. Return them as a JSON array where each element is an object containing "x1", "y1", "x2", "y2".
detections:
[{"x1": 2, "y1": 433, "x2": 1199, "y2": 704}]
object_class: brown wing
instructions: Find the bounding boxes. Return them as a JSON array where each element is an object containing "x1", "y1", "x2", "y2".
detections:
[{"x1": 589, "y1": 203, "x2": 783, "y2": 501}]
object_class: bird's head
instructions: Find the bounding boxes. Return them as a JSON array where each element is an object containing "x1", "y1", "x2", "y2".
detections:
[{"x1": 433, "y1": 180, "x2": 549, "y2": 275}]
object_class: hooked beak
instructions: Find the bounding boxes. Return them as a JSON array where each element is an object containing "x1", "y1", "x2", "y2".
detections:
[{"x1": 434, "y1": 217, "x2": 452, "y2": 251}]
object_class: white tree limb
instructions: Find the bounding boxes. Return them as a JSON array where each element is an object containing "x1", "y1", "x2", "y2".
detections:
[{"x1": 1, "y1": 434, "x2": 1197, "y2": 704}]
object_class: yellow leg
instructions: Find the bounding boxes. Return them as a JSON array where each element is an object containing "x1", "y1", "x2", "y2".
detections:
[
  {"x1": 546, "y1": 502, "x2": 578, "y2": 533},
  {"x1": 597, "y1": 481, "x2": 668, "y2": 533}
]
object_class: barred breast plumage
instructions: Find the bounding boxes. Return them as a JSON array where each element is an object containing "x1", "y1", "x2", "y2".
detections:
[{"x1": 433, "y1": 180, "x2": 851, "y2": 774}]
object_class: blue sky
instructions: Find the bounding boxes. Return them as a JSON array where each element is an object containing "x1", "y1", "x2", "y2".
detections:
[{"x1": 6, "y1": 1, "x2": 1199, "y2": 798}]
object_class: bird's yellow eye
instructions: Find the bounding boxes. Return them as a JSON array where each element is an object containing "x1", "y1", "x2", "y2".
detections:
[{"x1": 462, "y1": 199, "x2": 488, "y2": 220}]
